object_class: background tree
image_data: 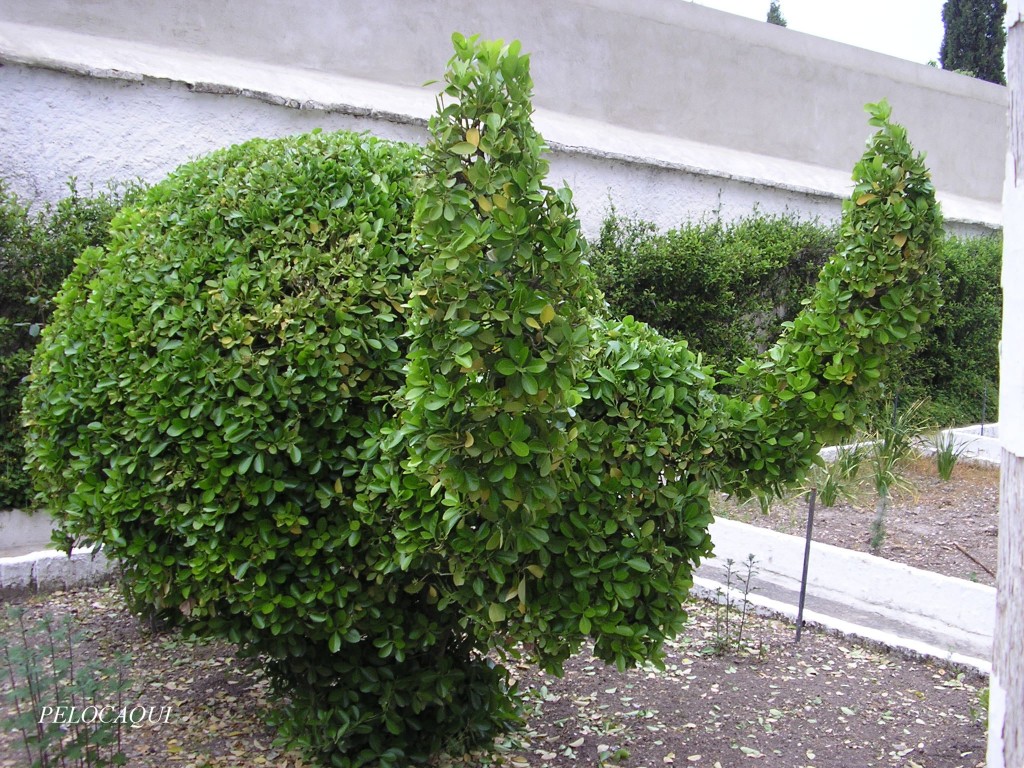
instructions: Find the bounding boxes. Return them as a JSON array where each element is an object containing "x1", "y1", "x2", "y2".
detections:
[
  {"x1": 940, "y1": 0, "x2": 1007, "y2": 84},
  {"x1": 767, "y1": 1, "x2": 787, "y2": 26},
  {"x1": 766, "y1": 1, "x2": 787, "y2": 26}
]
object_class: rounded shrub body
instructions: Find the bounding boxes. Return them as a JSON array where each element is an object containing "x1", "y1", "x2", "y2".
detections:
[{"x1": 23, "y1": 131, "x2": 503, "y2": 762}]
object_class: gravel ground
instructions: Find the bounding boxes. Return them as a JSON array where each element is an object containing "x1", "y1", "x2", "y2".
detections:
[{"x1": 1, "y1": 580, "x2": 989, "y2": 768}]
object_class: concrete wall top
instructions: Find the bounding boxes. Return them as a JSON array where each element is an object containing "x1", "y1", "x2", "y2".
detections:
[{"x1": 0, "y1": 0, "x2": 1007, "y2": 216}]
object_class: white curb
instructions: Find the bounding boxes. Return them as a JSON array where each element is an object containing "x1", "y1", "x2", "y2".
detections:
[{"x1": 0, "y1": 546, "x2": 113, "y2": 593}]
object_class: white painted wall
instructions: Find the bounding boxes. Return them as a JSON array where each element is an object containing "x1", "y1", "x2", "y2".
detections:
[
  {"x1": 0, "y1": 64, "x2": 852, "y2": 237},
  {"x1": 0, "y1": 507, "x2": 54, "y2": 558},
  {"x1": 0, "y1": 0, "x2": 1008, "y2": 200},
  {"x1": 0, "y1": 0, "x2": 1005, "y2": 234}
]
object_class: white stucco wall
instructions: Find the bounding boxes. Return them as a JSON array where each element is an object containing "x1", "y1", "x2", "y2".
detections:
[
  {"x1": 0, "y1": 64, "x2": 427, "y2": 205},
  {"x1": 0, "y1": 0, "x2": 1005, "y2": 234},
  {"x1": 1, "y1": 63, "x2": 864, "y2": 237}
]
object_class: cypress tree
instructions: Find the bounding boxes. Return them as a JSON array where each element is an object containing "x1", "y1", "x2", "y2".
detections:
[
  {"x1": 940, "y1": 0, "x2": 1006, "y2": 85},
  {"x1": 767, "y1": 1, "x2": 787, "y2": 27}
]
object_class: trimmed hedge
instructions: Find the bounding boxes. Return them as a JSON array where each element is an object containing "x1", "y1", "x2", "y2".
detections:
[
  {"x1": 901, "y1": 234, "x2": 1001, "y2": 425},
  {"x1": 591, "y1": 213, "x2": 838, "y2": 370},
  {"x1": 590, "y1": 215, "x2": 1000, "y2": 427},
  {"x1": 0, "y1": 181, "x2": 138, "y2": 509},
  {"x1": 22, "y1": 131, "x2": 448, "y2": 763}
]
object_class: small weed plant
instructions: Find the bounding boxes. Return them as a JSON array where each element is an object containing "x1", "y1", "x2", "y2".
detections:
[
  {"x1": 1, "y1": 607, "x2": 132, "y2": 767},
  {"x1": 933, "y1": 429, "x2": 969, "y2": 481},
  {"x1": 868, "y1": 399, "x2": 929, "y2": 551},
  {"x1": 708, "y1": 554, "x2": 760, "y2": 655},
  {"x1": 813, "y1": 441, "x2": 864, "y2": 507},
  {"x1": 970, "y1": 686, "x2": 990, "y2": 723}
]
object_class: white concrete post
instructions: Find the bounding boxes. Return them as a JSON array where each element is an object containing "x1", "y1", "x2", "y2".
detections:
[{"x1": 989, "y1": 3, "x2": 1024, "y2": 766}]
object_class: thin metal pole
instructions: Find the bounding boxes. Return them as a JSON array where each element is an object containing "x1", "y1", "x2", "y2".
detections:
[
  {"x1": 982, "y1": 380, "x2": 988, "y2": 437},
  {"x1": 795, "y1": 487, "x2": 817, "y2": 642}
]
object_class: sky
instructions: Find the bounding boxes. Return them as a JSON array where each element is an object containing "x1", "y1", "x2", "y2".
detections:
[{"x1": 688, "y1": 0, "x2": 947, "y2": 66}]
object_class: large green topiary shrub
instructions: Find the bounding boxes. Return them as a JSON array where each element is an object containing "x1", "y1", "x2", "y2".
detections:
[
  {"x1": 25, "y1": 34, "x2": 943, "y2": 767},
  {"x1": 22, "y1": 131, "x2": 465, "y2": 764}
]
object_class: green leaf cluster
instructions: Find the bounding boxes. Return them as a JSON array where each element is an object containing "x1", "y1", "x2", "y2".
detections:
[
  {"x1": 718, "y1": 99, "x2": 945, "y2": 497},
  {"x1": 23, "y1": 36, "x2": 945, "y2": 768},
  {"x1": 402, "y1": 33, "x2": 601, "y2": 524}
]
